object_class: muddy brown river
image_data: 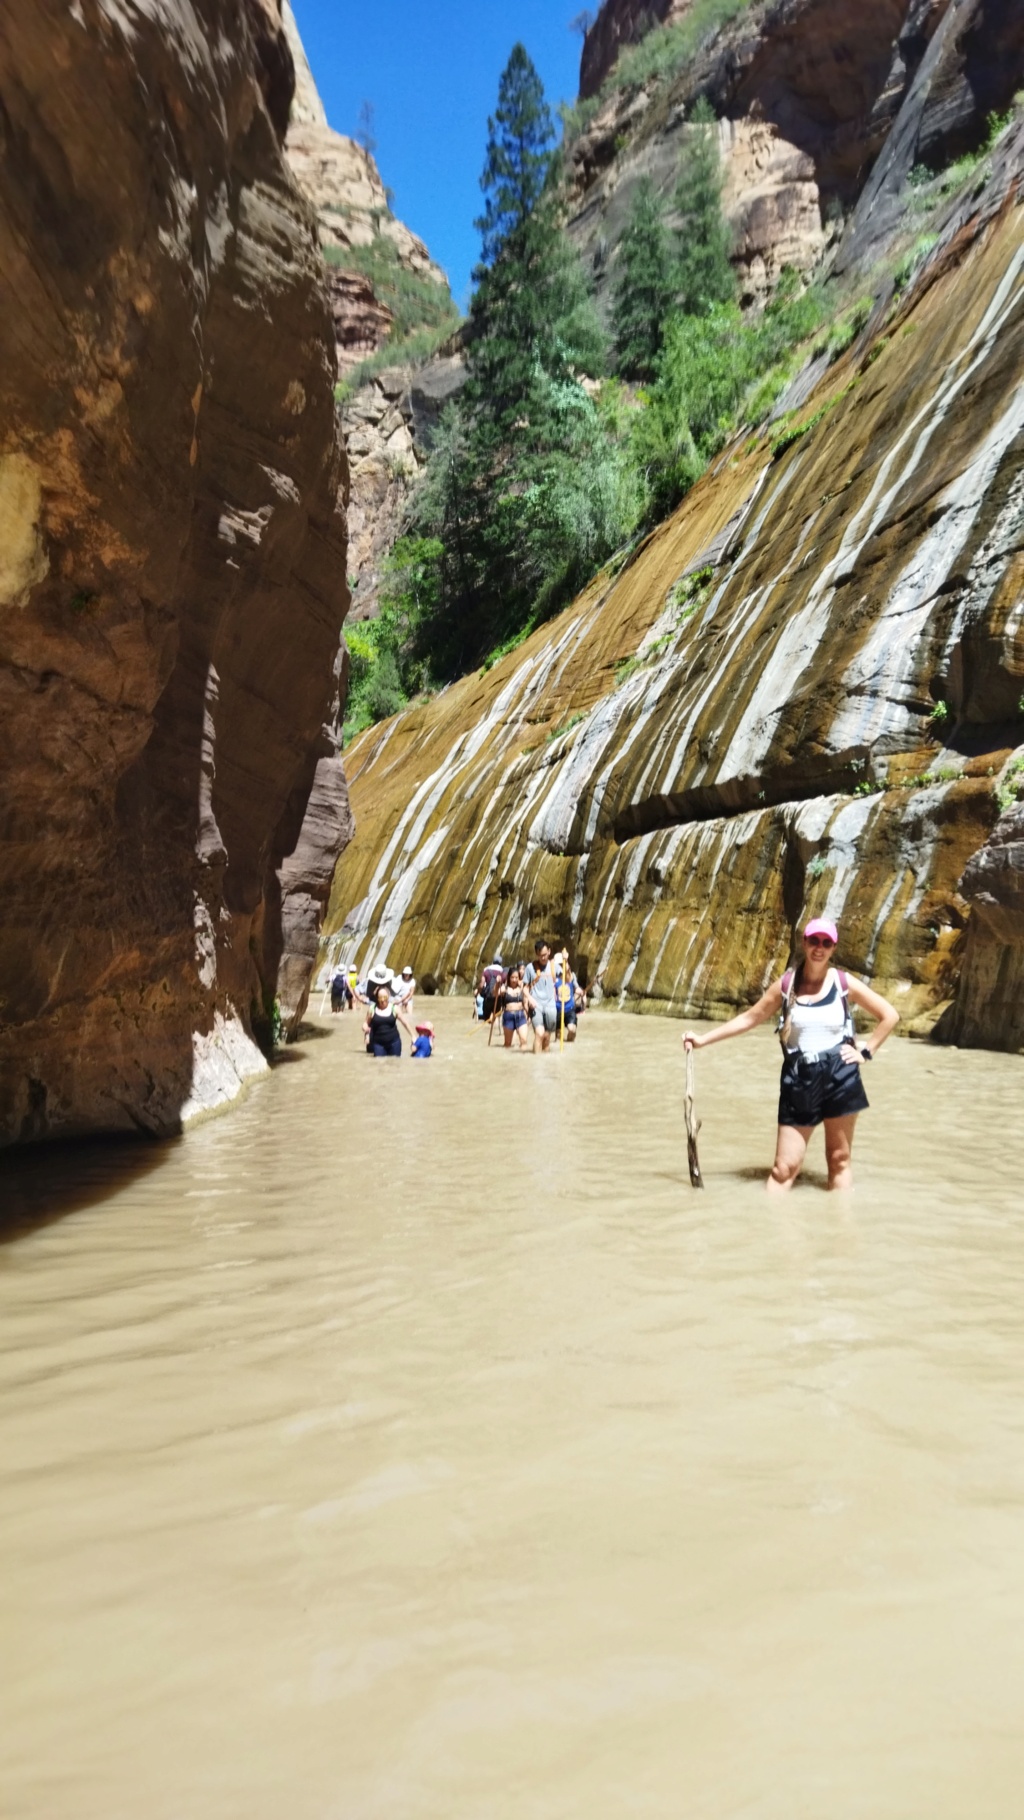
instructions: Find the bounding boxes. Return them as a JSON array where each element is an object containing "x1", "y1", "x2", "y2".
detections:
[{"x1": 3, "y1": 1001, "x2": 1024, "y2": 1817}]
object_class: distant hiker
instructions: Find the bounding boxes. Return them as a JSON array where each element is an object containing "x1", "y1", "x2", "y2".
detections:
[
  {"x1": 553, "y1": 953, "x2": 584, "y2": 1043},
  {"x1": 524, "y1": 939, "x2": 557, "y2": 1053},
  {"x1": 481, "y1": 955, "x2": 505, "y2": 1021},
  {"x1": 330, "y1": 968, "x2": 348, "y2": 1014},
  {"x1": 683, "y1": 917, "x2": 899, "y2": 1192},
  {"x1": 364, "y1": 986, "x2": 414, "y2": 1058},
  {"x1": 357, "y1": 963, "x2": 392, "y2": 1007},
  {"x1": 392, "y1": 964, "x2": 416, "y2": 1019},
  {"x1": 411, "y1": 1020, "x2": 434, "y2": 1059},
  {"x1": 473, "y1": 985, "x2": 485, "y2": 1021},
  {"x1": 497, "y1": 966, "x2": 529, "y2": 1050}
]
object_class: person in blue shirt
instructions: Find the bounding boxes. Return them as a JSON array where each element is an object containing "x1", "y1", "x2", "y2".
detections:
[{"x1": 411, "y1": 1021, "x2": 434, "y2": 1059}]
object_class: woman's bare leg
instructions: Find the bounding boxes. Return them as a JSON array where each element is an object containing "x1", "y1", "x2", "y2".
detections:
[
  {"x1": 824, "y1": 1114, "x2": 857, "y2": 1190},
  {"x1": 767, "y1": 1124, "x2": 812, "y2": 1193},
  {"x1": 503, "y1": 1026, "x2": 513, "y2": 1048}
]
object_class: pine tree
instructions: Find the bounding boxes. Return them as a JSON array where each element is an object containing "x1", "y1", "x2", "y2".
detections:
[
  {"x1": 611, "y1": 177, "x2": 676, "y2": 381},
  {"x1": 674, "y1": 96, "x2": 735, "y2": 317},
  {"x1": 466, "y1": 50, "x2": 604, "y2": 455}
]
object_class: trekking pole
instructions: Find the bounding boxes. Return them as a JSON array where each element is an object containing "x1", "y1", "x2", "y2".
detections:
[{"x1": 685, "y1": 1047, "x2": 704, "y2": 1189}]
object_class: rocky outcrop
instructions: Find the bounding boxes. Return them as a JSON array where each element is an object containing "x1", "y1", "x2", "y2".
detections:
[
  {"x1": 343, "y1": 346, "x2": 468, "y2": 622},
  {"x1": 278, "y1": 7, "x2": 449, "y2": 377},
  {"x1": 580, "y1": 0, "x2": 678, "y2": 100},
  {"x1": 321, "y1": 137, "x2": 1024, "y2": 1044},
  {"x1": 0, "y1": 0, "x2": 351, "y2": 1145},
  {"x1": 568, "y1": 0, "x2": 1024, "y2": 314},
  {"x1": 944, "y1": 789, "x2": 1024, "y2": 1050}
]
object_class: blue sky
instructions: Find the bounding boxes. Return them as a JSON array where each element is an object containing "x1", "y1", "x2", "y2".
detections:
[{"x1": 290, "y1": 0, "x2": 586, "y2": 309}]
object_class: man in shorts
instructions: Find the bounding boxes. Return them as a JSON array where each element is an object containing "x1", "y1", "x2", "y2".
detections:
[{"x1": 524, "y1": 940, "x2": 557, "y2": 1053}]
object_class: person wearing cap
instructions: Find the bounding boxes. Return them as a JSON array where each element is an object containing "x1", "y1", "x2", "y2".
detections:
[
  {"x1": 411, "y1": 1020, "x2": 434, "y2": 1059},
  {"x1": 392, "y1": 965, "x2": 416, "y2": 1019},
  {"x1": 683, "y1": 918, "x2": 899, "y2": 1192}
]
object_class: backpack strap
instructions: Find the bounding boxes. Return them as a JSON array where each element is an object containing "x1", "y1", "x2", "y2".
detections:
[{"x1": 837, "y1": 968, "x2": 855, "y2": 1038}]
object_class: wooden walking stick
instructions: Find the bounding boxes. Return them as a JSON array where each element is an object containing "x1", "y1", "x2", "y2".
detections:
[
  {"x1": 685, "y1": 1046, "x2": 704, "y2": 1189},
  {"x1": 487, "y1": 979, "x2": 502, "y2": 1046}
]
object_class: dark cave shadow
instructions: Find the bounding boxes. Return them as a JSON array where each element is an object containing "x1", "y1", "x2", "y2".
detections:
[
  {"x1": 0, "y1": 1130, "x2": 177, "y2": 1245},
  {"x1": 291, "y1": 1020, "x2": 335, "y2": 1042}
]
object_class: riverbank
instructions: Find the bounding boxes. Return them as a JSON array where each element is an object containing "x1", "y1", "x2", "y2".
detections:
[{"x1": 3, "y1": 1003, "x2": 1024, "y2": 1816}]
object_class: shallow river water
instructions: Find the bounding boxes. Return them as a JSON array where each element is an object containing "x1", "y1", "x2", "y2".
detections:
[{"x1": 3, "y1": 1001, "x2": 1024, "y2": 1819}]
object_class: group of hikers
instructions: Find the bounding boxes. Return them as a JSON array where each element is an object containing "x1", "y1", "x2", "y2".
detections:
[
  {"x1": 475, "y1": 940, "x2": 587, "y2": 1052},
  {"x1": 327, "y1": 915, "x2": 901, "y2": 1191},
  {"x1": 329, "y1": 961, "x2": 434, "y2": 1058}
]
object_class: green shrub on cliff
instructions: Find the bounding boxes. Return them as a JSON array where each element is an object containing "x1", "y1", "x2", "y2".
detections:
[{"x1": 343, "y1": 537, "x2": 443, "y2": 742}]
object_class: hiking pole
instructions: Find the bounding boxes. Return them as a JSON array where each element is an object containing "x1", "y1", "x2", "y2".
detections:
[{"x1": 684, "y1": 1047, "x2": 704, "y2": 1189}]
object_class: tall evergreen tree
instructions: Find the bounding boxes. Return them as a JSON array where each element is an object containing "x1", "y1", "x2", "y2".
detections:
[
  {"x1": 674, "y1": 96, "x2": 735, "y2": 317},
  {"x1": 466, "y1": 48, "x2": 604, "y2": 454},
  {"x1": 611, "y1": 176, "x2": 676, "y2": 381}
]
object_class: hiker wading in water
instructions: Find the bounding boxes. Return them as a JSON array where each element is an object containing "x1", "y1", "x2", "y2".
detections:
[{"x1": 683, "y1": 918, "x2": 899, "y2": 1192}]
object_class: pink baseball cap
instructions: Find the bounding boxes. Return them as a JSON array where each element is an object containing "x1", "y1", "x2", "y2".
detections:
[{"x1": 803, "y1": 917, "x2": 838, "y2": 943}]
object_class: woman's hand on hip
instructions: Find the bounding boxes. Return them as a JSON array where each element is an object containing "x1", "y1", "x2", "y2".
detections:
[{"x1": 839, "y1": 1041, "x2": 863, "y2": 1066}]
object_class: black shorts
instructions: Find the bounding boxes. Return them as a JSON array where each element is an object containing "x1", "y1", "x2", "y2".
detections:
[{"x1": 778, "y1": 1049, "x2": 869, "y2": 1128}]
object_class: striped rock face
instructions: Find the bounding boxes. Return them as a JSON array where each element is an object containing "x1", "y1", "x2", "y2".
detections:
[{"x1": 324, "y1": 180, "x2": 1024, "y2": 1046}]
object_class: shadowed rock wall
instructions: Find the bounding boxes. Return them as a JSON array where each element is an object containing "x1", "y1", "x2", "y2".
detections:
[
  {"x1": 0, "y1": 0, "x2": 351, "y2": 1144},
  {"x1": 323, "y1": 149, "x2": 1024, "y2": 1048}
]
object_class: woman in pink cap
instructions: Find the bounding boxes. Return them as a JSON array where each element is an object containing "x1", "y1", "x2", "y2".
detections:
[{"x1": 683, "y1": 917, "x2": 899, "y2": 1192}]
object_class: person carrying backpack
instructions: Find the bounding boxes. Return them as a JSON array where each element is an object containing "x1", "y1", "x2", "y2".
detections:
[{"x1": 682, "y1": 918, "x2": 899, "y2": 1192}]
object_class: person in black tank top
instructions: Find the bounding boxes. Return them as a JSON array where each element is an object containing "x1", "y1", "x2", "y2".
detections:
[
  {"x1": 681, "y1": 916, "x2": 899, "y2": 1192},
  {"x1": 363, "y1": 987, "x2": 415, "y2": 1058},
  {"x1": 497, "y1": 967, "x2": 529, "y2": 1049}
]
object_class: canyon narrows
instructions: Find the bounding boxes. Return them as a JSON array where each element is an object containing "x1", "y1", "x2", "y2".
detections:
[
  {"x1": 325, "y1": 12, "x2": 1024, "y2": 1050},
  {"x1": 0, "y1": 0, "x2": 354, "y2": 1145}
]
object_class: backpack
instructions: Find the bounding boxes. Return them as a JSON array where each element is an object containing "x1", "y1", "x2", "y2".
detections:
[{"x1": 778, "y1": 966, "x2": 854, "y2": 1054}]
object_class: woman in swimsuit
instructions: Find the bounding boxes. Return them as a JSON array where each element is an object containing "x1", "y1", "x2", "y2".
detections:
[
  {"x1": 363, "y1": 987, "x2": 415, "y2": 1058},
  {"x1": 497, "y1": 967, "x2": 529, "y2": 1050},
  {"x1": 682, "y1": 917, "x2": 899, "y2": 1192}
]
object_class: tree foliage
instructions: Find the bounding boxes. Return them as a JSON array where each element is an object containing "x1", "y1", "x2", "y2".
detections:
[
  {"x1": 612, "y1": 177, "x2": 676, "y2": 381},
  {"x1": 675, "y1": 96, "x2": 736, "y2": 318}
]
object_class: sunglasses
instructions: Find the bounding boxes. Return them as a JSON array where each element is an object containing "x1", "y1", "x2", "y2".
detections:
[{"x1": 806, "y1": 935, "x2": 835, "y2": 948}]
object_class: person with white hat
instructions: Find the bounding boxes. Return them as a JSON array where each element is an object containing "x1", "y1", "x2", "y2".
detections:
[
  {"x1": 354, "y1": 963, "x2": 393, "y2": 1010},
  {"x1": 683, "y1": 917, "x2": 899, "y2": 1193}
]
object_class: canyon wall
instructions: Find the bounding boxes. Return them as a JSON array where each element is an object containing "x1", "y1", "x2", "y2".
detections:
[
  {"x1": 0, "y1": 0, "x2": 352, "y2": 1145},
  {"x1": 322, "y1": 125, "x2": 1024, "y2": 1050},
  {"x1": 567, "y1": 0, "x2": 1024, "y2": 311}
]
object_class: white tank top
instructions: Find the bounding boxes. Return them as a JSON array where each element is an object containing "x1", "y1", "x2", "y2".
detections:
[{"x1": 784, "y1": 970, "x2": 849, "y2": 1057}]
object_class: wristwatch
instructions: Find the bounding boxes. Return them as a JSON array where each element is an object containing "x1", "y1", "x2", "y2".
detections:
[{"x1": 860, "y1": 1045, "x2": 873, "y2": 1061}]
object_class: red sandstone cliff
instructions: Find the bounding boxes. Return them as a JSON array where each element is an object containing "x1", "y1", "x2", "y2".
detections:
[{"x1": 0, "y1": 0, "x2": 353, "y2": 1145}]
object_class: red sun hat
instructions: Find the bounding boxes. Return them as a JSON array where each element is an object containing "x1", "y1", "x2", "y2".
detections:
[
  {"x1": 804, "y1": 916, "x2": 838, "y2": 944},
  {"x1": 415, "y1": 1021, "x2": 434, "y2": 1035}
]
